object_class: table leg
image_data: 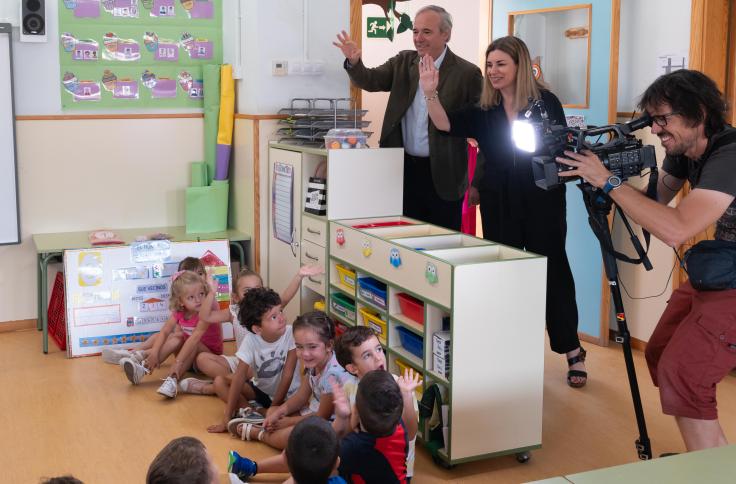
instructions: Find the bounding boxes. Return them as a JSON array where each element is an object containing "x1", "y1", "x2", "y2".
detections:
[
  {"x1": 37, "y1": 254, "x2": 43, "y2": 331},
  {"x1": 230, "y1": 240, "x2": 246, "y2": 267},
  {"x1": 40, "y1": 252, "x2": 59, "y2": 354}
]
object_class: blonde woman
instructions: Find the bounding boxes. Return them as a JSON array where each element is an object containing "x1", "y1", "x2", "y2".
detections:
[{"x1": 420, "y1": 36, "x2": 586, "y2": 388}]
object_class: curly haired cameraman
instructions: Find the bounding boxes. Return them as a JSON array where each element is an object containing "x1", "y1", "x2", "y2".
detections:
[{"x1": 559, "y1": 69, "x2": 736, "y2": 452}]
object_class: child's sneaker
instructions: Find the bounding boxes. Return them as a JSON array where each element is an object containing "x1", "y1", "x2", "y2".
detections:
[
  {"x1": 157, "y1": 376, "x2": 178, "y2": 398},
  {"x1": 121, "y1": 357, "x2": 148, "y2": 384},
  {"x1": 179, "y1": 377, "x2": 211, "y2": 395},
  {"x1": 228, "y1": 451, "x2": 257, "y2": 481},
  {"x1": 236, "y1": 407, "x2": 265, "y2": 425},
  {"x1": 130, "y1": 350, "x2": 146, "y2": 363},
  {"x1": 101, "y1": 347, "x2": 134, "y2": 365}
]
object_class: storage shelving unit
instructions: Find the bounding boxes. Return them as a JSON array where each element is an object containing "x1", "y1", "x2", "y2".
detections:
[
  {"x1": 328, "y1": 216, "x2": 547, "y2": 466},
  {"x1": 268, "y1": 143, "x2": 547, "y2": 466}
]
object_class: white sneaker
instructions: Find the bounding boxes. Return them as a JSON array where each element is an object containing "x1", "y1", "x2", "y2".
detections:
[
  {"x1": 157, "y1": 376, "x2": 178, "y2": 398},
  {"x1": 102, "y1": 348, "x2": 134, "y2": 365},
  {"x1": 130, "y1": 350, "x2": 146, "y2": 363},
  {"x1": 179, "y1": 377, "x2": 211, "y2": 395},
  {"x1": 121, "y1": 357, "x2": 148, "y2": 385}
]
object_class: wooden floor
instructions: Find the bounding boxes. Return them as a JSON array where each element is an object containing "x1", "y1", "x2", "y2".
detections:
[{"x1": 3, "y1": 329, "x2": 735, "y2": 484}]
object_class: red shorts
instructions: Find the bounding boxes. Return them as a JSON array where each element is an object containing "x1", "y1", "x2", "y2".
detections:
[{"x1": 645, "y1": 281, "x2": 736, "y2": 419}]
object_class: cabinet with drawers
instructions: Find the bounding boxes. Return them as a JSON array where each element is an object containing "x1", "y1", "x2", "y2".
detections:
[{"x1": 267, "y1": 143, "x2": 403, "y2": 323}]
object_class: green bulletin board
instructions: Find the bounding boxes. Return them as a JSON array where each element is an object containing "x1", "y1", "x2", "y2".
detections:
[{"x1": 58, "y1": 0, "x2": 222, "y2": 109}]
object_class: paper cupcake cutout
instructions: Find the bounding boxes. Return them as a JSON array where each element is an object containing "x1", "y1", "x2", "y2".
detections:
[
  {"x1": 178, "y1": 71, "x2": 203, "y2": 98},
  {"x1": 103, "y1": 0, "x2": 140, "y2": 18},
  {"x1": 62, "y1": 33, "x2": 99, "y2": 61},
  {"x1": 151, "y1": 0, "x2": 175, "y2": 17},
  {"x1": 103, "y1": 32, "x2": 141, "y2": 61},
  {"x1": 141, "y1": 70, "x2": 177, "y2": 98},
  {"x1": 183, "y1": 0, "x2": 213, "y2": 19},
  {"x1": 62, "y1": 71, "x2": 101, "y2": 102}
]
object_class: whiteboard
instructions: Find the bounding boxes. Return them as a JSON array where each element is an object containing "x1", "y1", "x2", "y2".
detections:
[
  {"x1": 0, "y1": 24, "x2": 20, "y2": 245},
  {"x1": 63, "y1": 240, "x2": 233, "y2": 357}
]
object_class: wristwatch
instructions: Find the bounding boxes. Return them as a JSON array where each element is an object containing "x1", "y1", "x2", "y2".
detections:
[{"x1": 602, "y1": 175, "x2": 622, "y2": 194}]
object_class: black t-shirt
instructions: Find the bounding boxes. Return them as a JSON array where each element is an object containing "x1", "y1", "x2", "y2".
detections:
[
  {"x1": 662, "y1": 126, "x2": 736, "y2": 241},
  {"x1": 338, "y1": 421, "x2": 408, "y2": 484}
]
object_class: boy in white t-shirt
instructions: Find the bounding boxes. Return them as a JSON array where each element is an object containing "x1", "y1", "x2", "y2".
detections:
[{"x1": 206, "y1": 287, "x2": 301, "y2": 433}]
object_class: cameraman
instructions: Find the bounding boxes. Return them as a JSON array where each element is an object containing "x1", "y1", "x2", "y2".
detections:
[{"x1": 558, "y1": 69, "x2": 736, "y2": 452}]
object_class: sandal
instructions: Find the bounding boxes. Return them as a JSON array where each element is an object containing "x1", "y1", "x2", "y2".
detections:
[
  {"x1": 567, "y1": 347, "x2": 587, "y2": 388},
  {"x1": 228, "y1": 419, "x2": 264, "y2": 441}
]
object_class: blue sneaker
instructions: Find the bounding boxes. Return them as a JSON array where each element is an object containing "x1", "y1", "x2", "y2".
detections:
[{"x1": 228, "y1": 450, "x2": 257, "y2": 481}]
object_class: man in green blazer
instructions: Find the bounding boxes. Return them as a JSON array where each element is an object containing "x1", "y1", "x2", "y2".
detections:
[{"x1": 334, "y1": 5, "x2": 483, "y2": 230}]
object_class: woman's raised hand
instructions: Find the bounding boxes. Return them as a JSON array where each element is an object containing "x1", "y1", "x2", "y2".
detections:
[
  {"x1": 333, "y1": 30, "x2": 361, "y2": 66},
  {"x1": 419, "y1": 53, "x2": 439, "y2": 97}
]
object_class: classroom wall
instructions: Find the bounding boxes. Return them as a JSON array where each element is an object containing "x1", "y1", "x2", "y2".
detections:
[
  {"x1": 0, "y1": 118, "x2": 203, "y2": 324},
  {"x1": 361, "y1": 0, "x2": 491, "y2": 147},
  {"x1": 235, "y1": 0, "x2": 351, "y2": 114},
  {"x1": 617, "y1": 0, "x2": 691, "y2": 112}
]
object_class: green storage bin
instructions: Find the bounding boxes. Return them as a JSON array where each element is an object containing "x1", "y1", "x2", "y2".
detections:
[
  {"x1": 185, "y1": 180, "x2": 229, "y2": 233},
  {"x1": 330, "y1": 292, "x2": 356, "y2": 322}
]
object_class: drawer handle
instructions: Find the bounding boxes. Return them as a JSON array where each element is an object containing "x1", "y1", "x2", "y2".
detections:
[
  {"x1": 308, "y1": 276, "x2": 321, "y2": 284},
  {"x1": 306, "y1": 227, "x2": 321, "y2": 235},
  {"x1": 305, "y1": 252, "x2": 319, "y2": 261}
]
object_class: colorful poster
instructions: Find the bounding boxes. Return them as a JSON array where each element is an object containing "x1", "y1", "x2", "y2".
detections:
[
  {"x1": 58, "y1": 0, "x2": 222, "y2": 109},
  {"x1": 63, "y1": 240, "x2": 233, "y2": 357}
]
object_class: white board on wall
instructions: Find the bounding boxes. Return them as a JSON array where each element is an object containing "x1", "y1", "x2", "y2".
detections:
[
  {"x1": 63, "y1": 240, "x2": 233, "y2": 357},
  {"x1": 0, "y1": 24, "x2": 20, "y2": 245}
]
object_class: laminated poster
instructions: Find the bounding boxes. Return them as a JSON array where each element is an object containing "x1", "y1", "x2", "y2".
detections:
[
  {"x1": 272, "y1": 162, "x2": 295, "y2": 245},
  {"x1": 63, "y1": 240, "x2": 232, "y2": 357},
  {"x1": 58, "y1": 0, "x2": 221, "y2": 110}
]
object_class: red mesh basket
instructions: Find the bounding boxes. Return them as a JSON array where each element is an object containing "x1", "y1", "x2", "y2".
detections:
[{"x1": 47, "y1": 272, "x2": 67, "y2": 351}]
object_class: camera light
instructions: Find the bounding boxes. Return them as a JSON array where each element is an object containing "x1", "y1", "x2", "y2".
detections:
[{"x1": 513, "y1": 120, "x2": 537, "y2": 153}]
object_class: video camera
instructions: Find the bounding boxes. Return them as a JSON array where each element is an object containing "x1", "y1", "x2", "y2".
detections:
[{"x1": 513, "y1": 99, "x2": 657, "y2": 190}]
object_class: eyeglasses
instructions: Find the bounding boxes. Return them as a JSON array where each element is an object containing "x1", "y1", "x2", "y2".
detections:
[{"x1": 651, "y1": 111, "x2": 680, "y2": 127}]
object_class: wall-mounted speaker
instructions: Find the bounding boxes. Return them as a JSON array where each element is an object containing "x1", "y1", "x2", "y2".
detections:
[{"x1": 20, "y1": 0, "x2": 46, "y2": 43}]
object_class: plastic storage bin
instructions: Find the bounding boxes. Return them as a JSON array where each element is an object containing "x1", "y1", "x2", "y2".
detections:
[
  {"x1": 330, "y1": 292, "x2": 356, "y2": 322},
  {"x1": 324, "y1": 128, "x2": 367, "y2": 149},
  {"x1": 335, "y1": 264, "x2": 356, "y2": 291},
  {"x1": 335, "y1": 321, "x2": 349, "y2": 338},
  {"x1": 359, "y1": 307, "x2": 387, "y2": 345},
  {"x1": 358, "y1": 277, "x2": 387, "y2": 309},
  {"x1": 396, "y1": 326, "x2": 424, "y2": 359},
  {"x1": 396, "y1": 293, "x2": 424, "y2": 325},
  {"x1": 395, "y1": 357, "x2": 423, "y2": 400}
]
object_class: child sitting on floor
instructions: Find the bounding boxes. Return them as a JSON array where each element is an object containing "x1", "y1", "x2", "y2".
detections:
[
  {"x1": 146, "y1": 436, "x2": 219, "y2": 484},
  {"x1": 281, "y1": 416, "x2": 346, "y2": 484},
  {"x1": 206, "y1": 287, "x2": 301, "y2": 433},
  {"x1": 229, "y1": 370, "x2": 410, "y2": 483},
  {"x1": 227, "y1": 311, "x2": 357, "y2": 450},
  {"x1": 118, "y1": 270, "x2": 223, "y2": 397},
  {"x1": 100, "y1": 256, "x2": 206, "y2": 365},
  {"x1": 176, "y1": 264, "x2": 322, "y2": 394}
]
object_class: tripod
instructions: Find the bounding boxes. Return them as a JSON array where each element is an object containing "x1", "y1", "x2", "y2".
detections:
[{"x1": 579, "y1": 183, "x2": 653, "y2": 460}]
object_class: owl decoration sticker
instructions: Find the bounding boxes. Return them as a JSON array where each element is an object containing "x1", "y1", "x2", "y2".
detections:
[
  {"x1": 336, "y1": 228, "x2": 345, "y2": 247},
  {"x1": 425, "y1": 262, "x2": 438, "y2": 285},
  {"x1": 362, "y1": 240, "x2": 372, "y2": 258},
  {"x1": 389, "y1": 248, "x2": 402, "y2": 268}
]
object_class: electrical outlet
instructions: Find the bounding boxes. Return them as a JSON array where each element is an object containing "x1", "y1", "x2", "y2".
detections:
[{"x1": 272, "y1": 60, "x2": 288, "y2": 76}]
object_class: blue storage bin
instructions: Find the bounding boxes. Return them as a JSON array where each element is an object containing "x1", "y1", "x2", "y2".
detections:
[
  {"x1": 358, "y1": 277, "x2": 387, "y2": 309},
  {"x1": 396, "y1": 326, "x2": 423, "y2": 359}
]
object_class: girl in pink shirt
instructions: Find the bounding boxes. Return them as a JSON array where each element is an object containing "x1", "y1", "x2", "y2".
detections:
[{"x1": 120, "y1": 270, "x2": 223, "y2": 398}]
